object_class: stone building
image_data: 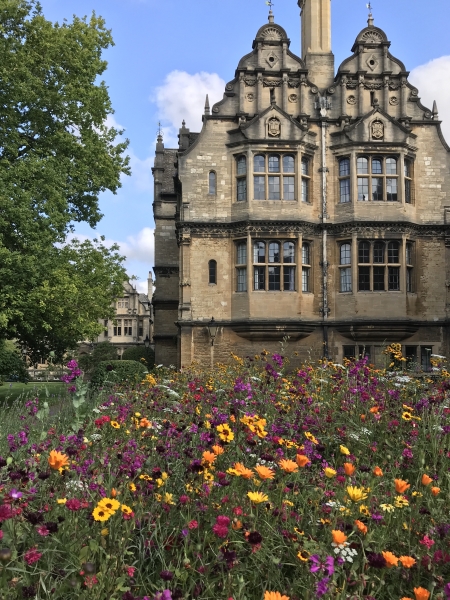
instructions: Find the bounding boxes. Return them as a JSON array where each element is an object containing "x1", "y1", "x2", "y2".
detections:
[
  {"x1": 93, "y1": 275, "x2": 154, "y2": 357},
  {"x1": 152, "y1": 0, "x2": 450, "y2": 369}
]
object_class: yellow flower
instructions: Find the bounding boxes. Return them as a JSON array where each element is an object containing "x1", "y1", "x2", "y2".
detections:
[
  {"x1": 204, "y1": 420, "x2": 211, "y2": 429},
  {"x1": 56, "y1": 498, "x2": 67, "y2": 505},
  {"x1": 98, "y1": 498, "x2": 120, "y2": 513},
  {"x1": 324, "y1": 467, "x2": 337, "y2": 479},
  {"x1": 305, "y1": 432, "x2": 318, "y2": 445},
  {"x1": 216, "y1": 424, "x2": 234, "y2": 442},
  {"x1": 340, "y1": 445, "x2": 350, "y2": 456},
  {"x1": 346, "y1": 486, "x2": 368, "y2": 503},
  {"x1": 163, "y1": 493, "x2": 175, "y2": 505},
  {"x1": 129, "y1": 483, "x2": 137, "y2": 492},
  {"x1": 380, "y1": 503, "x2": 395, "y2": 513},
  {"x1": 110, "y1": 421, "x2": 120, "y2": 429},
  {"x1": 100, "y1": 528, "x2": 109, "y2": 537},
  {"x1": 359, "y1": 504, "x2": 370, "y2": 516},
  {"x1": 394, "y1": 495, "x2": 409, "y2": 508},
  {"x1": 247, "y1": 491, "x2": 269, "y2": 504},
  {"x1": 92, "y1": 506, "x2": 112, "y2": 522},
  {"x1": 402, "y1": 412, "x2": 413, "y2": 421},
  {"x1": 297, "y1": 550, "x2": 309, "y2": 562},
  {"x1": 121, "y1": 504, "x2": 133, "y2": 515},
  {"x1": 134, "y1": 412, "x2": 141, "y2": 417},
  {"x1": 278, "y1": 459, "x2": 298, "y2": 473}
]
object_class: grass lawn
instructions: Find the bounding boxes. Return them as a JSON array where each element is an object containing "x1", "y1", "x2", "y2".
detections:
[{"x1": 0, "y1": 381, "x2": 68, "y2": 405}]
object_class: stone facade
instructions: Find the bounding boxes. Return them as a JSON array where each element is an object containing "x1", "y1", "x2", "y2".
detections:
[{"x1": 152, "y1": 0, "x2": 450, "y2": 369}]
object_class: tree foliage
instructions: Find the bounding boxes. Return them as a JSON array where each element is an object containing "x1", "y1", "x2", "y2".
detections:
[
  {"x1": 0, "y1": 1, "x2": 131, "y2": 360},
  {"x1": 0, "y1": 339, "x2": 29, "y2": 383},
  {"x1": 78, "y1": 341, "x2": 118, "y2": 375},
  {"x1": 122, "y1": 345, "x2": 155, "y2": 369}
]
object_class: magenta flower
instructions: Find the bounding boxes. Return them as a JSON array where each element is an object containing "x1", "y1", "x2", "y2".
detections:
[
  {"x1": 10, "y1": 489, "x2": 23, "y2": 499},
  {"x1": 24, "y1": 546, "x2": 42, "y2": 565}
]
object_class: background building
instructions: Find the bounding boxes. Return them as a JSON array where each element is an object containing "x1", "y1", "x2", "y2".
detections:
[{"x1": 152, "y1": 0, "x2": 450, "y2": 369}]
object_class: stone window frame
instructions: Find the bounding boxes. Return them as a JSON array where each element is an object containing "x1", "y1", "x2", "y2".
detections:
[
  {"x1": 252, "y1": 239, "x2": 296, "y2": 292},
  {"x1": 113, "y1": 319, "x2": 122, "y2": 336},
  {"x1": 301, "y1": 241, "x2": 312, "y2": 292},
  {"x1": 252, "y1": 152, "x2": 297, "y2": 202},
  {"x1": 357, "y1": 155, "x2": 399, "y2": 202},
  {"x1": 404, "y1": 157, "x2": 414, "y2": 204},
  {"x1": 405, "y1": 241, "x2": 414, "y2": 293},
  {"x1": 208, "y1": 259, "x2": 217, "y2": 285},
  {"x1": 123, "y1": 319, "x2": 133, "y2": 336},
  {"x1": 357, "y1": 239, "x2": 402, "y2": 292},
  {"x1": 338, "y1": 157, "x2": 351, "y2": 203},
  {"x1": 117, "y1": 298, "x2": 129, "y2": 309},
  {"x1": 235, "y1": 240, "x2": 247, "y2": 292},
  {"x1": 208, "y1": 171, "x2": 217, "y2": 196},
  {"x1": 235, "y1": 155, "x2": 247, "y2": 202},
  {"x1": 339, "y1": 241, "x2": 352, "y2": 293}
]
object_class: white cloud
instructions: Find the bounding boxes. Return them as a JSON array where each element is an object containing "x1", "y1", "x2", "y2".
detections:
[
  {"x1": 153, "y1": 70, "x2": 226, "y2": 145},
  {"x1": 410, "y1": 56, "x2": 450, "y2": 144}
]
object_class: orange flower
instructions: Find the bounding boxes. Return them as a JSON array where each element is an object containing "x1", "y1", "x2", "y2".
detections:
[
  {"x1": 233, "y1": 462, "x2": 254, "y2": 479},
  {"x1": 370, "y1": 406, "x2": 379, "y2": 414},
  {"x1": 413, "y1": 588, "x2": 430, "y2": 600},
  {"x1": 382, "y1": 551, "x2": 398, "y2": 568},
  {"x1": 111, "y1": 488, "x2": 120, "y2": 498},
  {"x1": 399, "y1": 556, "x2": 416, "y2": 568},
  {"x1": 373, "y1": 466, "x2": 383, "y2": 477},
  {"x1": 344, "y1": 463, "x2": 356, "y2": 476},
  {"x1": 296, "y1": 454, "x2": 309, "y2": 468},
  {"x1": 264, "y1": 592, "x2": 290, "y2": 600},
  {"x1": 212, "y1": 445, "x2": 224, "y2": 455},
  {"x1": 431, "y1": 486, "x2": 440, "y2": 496},
  {"x1": 354, "y1": 520, "x2": 367, "y2": 535},
  {"x1": 394, "y1": 479, "x2": 410, "y2": 494},
  {"x1": 278, "y1": 459, "x2": 298, "y2": 473},
  {"x1": 202, "y1": 451, "x2": 216, "y2": 465},
  {"x1": 421, "y1": 474, "x2": 432, "y2": 486},
  {"x1": 232, "y1": 519, "x2": 243, "y2": 530},
  {"x1": 360, "y1": 414, "x2": 366, "y2": 421},
  {"x1": 331, "y1": 530, "x2": 347, "y2": 545},
  {"x1": 254, "y1": 465, "x2": 275, "y2": 480},
  {"x1": 139, "y1": 418, "x2": 151, "y2": 428},
  {"x1": 400, "y1": 597, "x2": 413, "y2": 600},
  {"x1": 48, "y1": 450, "x2": 69, "y2": 471}
]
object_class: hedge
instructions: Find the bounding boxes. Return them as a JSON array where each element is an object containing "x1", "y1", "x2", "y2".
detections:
[{"x1": 90, "y1": 360, "x2": 147, "y2": 389}]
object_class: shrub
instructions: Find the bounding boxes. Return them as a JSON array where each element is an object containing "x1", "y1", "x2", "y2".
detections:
[
  {"x1": 90, "y1": 359, "x2": 147, "y2": 388},
  {"x1": 78, "y1": 341, "x2": 118, "y2": 375},
  {"x1": 122, "y1": 345, "x2": 155, "y2": 368},
  {"x1": 0, "y1": 339, "x2": 29, "y2": 383}
]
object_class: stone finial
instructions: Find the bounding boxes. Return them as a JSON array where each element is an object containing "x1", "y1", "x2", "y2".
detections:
[
  {"x1": 432, "y1": 100, "x2": 439, "y2": 119},
  {"x1": 367, "y1": 2, "x2": 374, "y2": 27},
  {"x1": 156, "y1": 122, "x2": 164, "y2": 153},
  {"x1": 266, "y1": 1, "x2": 274, "y2": 23},
  {"x1": 204, "y1": 94, "x2": 210, "y2": 115}
]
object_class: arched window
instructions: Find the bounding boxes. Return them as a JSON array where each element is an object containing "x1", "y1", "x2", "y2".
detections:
[
  {"x1": 209, "y1": 171, "x2": 216, "y2": 195},
  {"x1": 253, "y1": 241, "x2": 266, "y2": 263},
  {"x1": 208, "y1": 260, "x2": 217, "y2": 285},
  {"x1": 268, "y1": 154, "x2": 280, "y2": 173},
  {"x1": 283, "y1": 155, "x2": 295, "y2": 173},
  {"x1": 268, "y1": 242, "x2": 280, "y2": 263}
]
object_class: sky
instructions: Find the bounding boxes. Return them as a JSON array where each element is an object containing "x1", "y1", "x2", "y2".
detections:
[{"x1": 38, "y1": 0, "x2": 450, "y2": 294}]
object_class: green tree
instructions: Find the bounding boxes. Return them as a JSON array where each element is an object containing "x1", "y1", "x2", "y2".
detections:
[
  {"x1": 0, "y1": 1, "x2": 131, "y2": 359},
  {"x1": 78, "y1": 341, "x2": 118, "y2": 376},
  {"x1": 0, "y1": 340, "x2": 29, "y2": 383}
]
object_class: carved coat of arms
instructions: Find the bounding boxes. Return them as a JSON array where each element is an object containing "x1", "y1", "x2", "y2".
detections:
[
  {"x1": 268, "y1": 118, "x2": 281, "y2": 138},
  {"x1": 371, "y1": 120, "x2": 384, "y2": 140}
]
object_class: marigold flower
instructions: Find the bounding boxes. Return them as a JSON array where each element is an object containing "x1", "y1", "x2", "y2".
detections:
[
  {"x1": 212, "y1": 445, "x2": 224, "y2": 455},
  {"x1": 394, "y1": 478, "x2": 410, "y2": 494},
  {"x1": 232, "y1": 519, "x2": 242, "y2": 530},
  {"x1": 111, "y1": 488, "x2": 119, "y2": 498},
  {"x1": 373, "y1": 466, "x2": 383, "y2": 476},
  {"x1": 340, "y1": 445, "x2": 350, "y2": 455},
  {"x1": 264, "y1": 592, "x2": 289, "y2": 600},
  {"x1": 48, "y1": 450, "x2": 69, "y2": 471},
  {"x1": 98, "y1": 498, "x2": 120, "y2": 513},
  {"x1": 344, "y1": 463, "x2": 356, "y2": 476},
  {"x1": 278, "y1": 459, "x2": 298, "y2": 473},
  {"x1": 413, "y1": 588, "x2": 430, "y2": 600},
  {"x1": 254, "y1": 465, "x2": 275, "y2": 480},
  {"x1": 431, "y1": 486, "x2": 440, "y2": 496},
  {"x1": 296, "y1": 454, "x2": 310, "y2": 467},
  {"x1": 324, "y1": 467, "x2": 337, "y2": 479},
  {"x1": 247, "y1": 491, "x2": 269, "y2": 504},
  {"x1": 331, "y1": 530, "x2": 347, "y2": 545},
  {"x1": 369, "y1": 406, "x2": 379, "y2": 414},
  {"x1": 382, "y1": 551, "x2": 398, "y2": 568},
  {"x1": 202, "y1": 451, "x2": 216, "y2": 464},
  {"x1": 400, "y1": 597, "x2": 413, "y2": 600},
  {"x1": 139, "y1": 418, "x2": 151, "y2": 428},
  {"x1": 421, "y1": 474, "x2": 432, "y2": 486},
  {"x1": 354, "y1": 520, "x2": 367, "y2": 535},
  {"x1": 399, "y1": 556, "x2": 416, "y2": 568},
  {"x1": 346, "y1": 486, "x2": 368, "y2": 502}
]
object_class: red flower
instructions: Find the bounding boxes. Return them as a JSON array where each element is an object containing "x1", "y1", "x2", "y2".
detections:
[
  {"x1": 65, "y1": 499, "x2": 82, "y2": 511},
  {"x1": 188, "y1": 520, "x2": 199, "y2": 530},
  {"x1": 213, "y1": 524, "x2": 229, "y2": 538},
  {"x1": 0, "y1": 504, "x2": 13, "y2": 522},
  {"x1": 24, "y1": 547, "x2": 42, "y2": 565}
]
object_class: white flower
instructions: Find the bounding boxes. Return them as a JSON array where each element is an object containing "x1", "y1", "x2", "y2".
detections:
[{"x1": 431, "y1": 354, "x2": 446, "y2": 359}]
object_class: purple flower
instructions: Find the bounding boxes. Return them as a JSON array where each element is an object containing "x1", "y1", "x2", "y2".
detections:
[
  {"x1": 10, "y1": 489, "x2": 22, "y2": 499},
  {"x1": 315, "y1": 577, "x2": 330, "y2": 598},
  {"x1": 310, "y1": 555, "x2": 334, "y2": 577},
  {"x1": 154, "y1": 591, "x2": 172, "y2": 600},
  {"x1": 444, "y1": 582, "x2": 450, "y2": 600}
]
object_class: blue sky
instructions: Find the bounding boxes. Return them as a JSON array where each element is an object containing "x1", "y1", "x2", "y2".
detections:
[{"x1": 39, "y1": 0, "x2": 450, "y2": 293}]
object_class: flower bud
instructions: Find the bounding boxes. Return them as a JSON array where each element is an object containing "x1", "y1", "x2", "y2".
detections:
[{"x1": 0, "y1": 548, "x2": 12, "y2": 563}]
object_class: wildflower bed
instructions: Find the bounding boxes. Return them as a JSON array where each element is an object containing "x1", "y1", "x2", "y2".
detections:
[{"x1": 1, "y1": 353, "x2": 450, "y2": 600}]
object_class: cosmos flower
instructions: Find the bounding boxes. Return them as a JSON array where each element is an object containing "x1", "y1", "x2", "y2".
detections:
[
  {"x1": 92, "y1": 507, "x2": 112, "y2": 522},
  {"x1": 98, "y1": 498, "x2": 120, "y2": 513}
]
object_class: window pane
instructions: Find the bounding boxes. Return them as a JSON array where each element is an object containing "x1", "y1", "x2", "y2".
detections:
[
  {"x1": 357, "y1": 157, "x2": 369, "y2": 174},
  {"x1": 301, "y1": 178, "x2": 309, "y2": 202},
  {"x1": 386, "y1": 158, "x2": 397, "y2": 175},
  {"x1": 283, "y1": 266, "x2": 295, "y2": 291},
  {"x1": 372, "y1": 177, "x2": 383, "y2": 201},
  {"x1": 254, "y1": 176, "x2": 265, "y2": 199},
  {"x1": 254, "y1": 155, "x2": 265, "y2": 172},
  {"x1": 388, "y1": 242, "x2": 399, "y2": 263},
  {"x1": 372, "y1": 158, "x2": 383, "y2": 174},
  {"x1": 253, "y1": 241, "x2": 265, "y2": 263},
  {"x1": 340, "y1": 268, "x2": 352, "y2": 292},
  {"x1": 268, "y1": 155, "x2": 280, "y2": 173},
  {"x1": 421, "y1": 346, "x2": 433, "y2": 371},
  {"x1": 269, "y1": 242, "x2": 280, "y2": 263},
  {"x1": 301, "y1": 157, "x2": 309, "y2": 176},
  {"x1": 343, "y1": 346, "x2": 356, "y2": 359},
  {"x1": 237, "y1": 178, "x2": 247, "y2": 201},
  {"x1": 358, "y1": 267, "x2": 371, "y2": 291},
  {"x1": 358, "y1": 177, "x2": 369, "y2": 201},
  {"x1": 268, "y1": 176, "x2": 280, "y2": 200},
  {"x1": 388, "y1": 266, "x2": 400, "y2": 290},
  {"x1": 339, "y1": 158, "x2": 350, "y2": 177},
  {"x1": 283, "y1": 242, "x2": 295, "y2": 264},
  {"x1": 283, "y1": 155, "x2": 295, "y2": 173},
  {"x1": 302, "y1": 243, "x2": 310, "y2": 265},
  {"x1": 254, "y1": 266, "x2": 265, "y2": 290},
  {"x1": 340, "y1": 178, "x2": 350, "y2": 203},
  {"x1": 237, "y1": 242, "x2": 247, "y2": 265},
  {"x1": 283, "y1": 176, "x2": 295, "y2": 200},
  {"x1": 404, "y1": 159, "x2": 411, "y2": 178},
  {"x1": 406, "y1": 243, "x2": 413, "y2": 265},
  {"x1": 237, "y1": 155, "x2": 247, "y2": 175},
  {"x1": 237, "y1": 267, "x2": 247, "y2": 292},
  {"x1": 387, "y1": 178, "x2": 398, "y2": 201},
  {"x1": 405, "y1": 346, "x2": 417, "y2": 364},
  {"x1": 358, "y1": 242, "x2": 370, "y2": 263},
  {"x1": 373, "y1": 267, "x2": 385, "y2": 291},
  {"x1": 209, "y1": 172, "x2": 216, "y2": 194},
  {"x1": 268, "y1": 266, "x2": 281, "y2": 290},
  {"x1": 405, "y1": 178, "x2": 412, "y2": 204},
  {"x1": 406, "y1": 268, "x2": 413, "y2": 292},
  {"x1": 302, "y1": 267, "x2": 310, "y2": 292},
  {"x1": 209, "y1": 260, "x2": 217, "y2": 284},
  {"x1": 340, "y1": 243, "x2": 351, "y2": 265},
  {"x1": 373, "y1": 242, "x2": 385, "y2": 263}
]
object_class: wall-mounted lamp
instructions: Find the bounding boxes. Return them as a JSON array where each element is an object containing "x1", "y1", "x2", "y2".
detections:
[{"x1": 208, "y1": 317, "x2": 218, "y2": 346}]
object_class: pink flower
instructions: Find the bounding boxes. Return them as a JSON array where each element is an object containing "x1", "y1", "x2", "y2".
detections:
[
  {"x1": 36, "y1": 525, "x2": 50, "y2": 537},
  {"x1": 212, "y1": 524, "x2": 229, "y2": 538},
  {"x1": 0, "y1": 504, "x2": 13, "y2": 523},
  {"x1": 419, "y1": 535, "x2": 435, "y2": 549},
  {"x1": 65, "y1": 498, "x2": 82, "y2": 512},
  {"x1": 188, "y1": 520, "x2": 198, "y2": 530},
  {"x1": 84, "y1": 575, "x2": 98, "y2": 589},
  {"x1": 233, "y1": 506, "x2": 243, "y2": 516},
  {"x1": 179, "y1": 495, "x2": 189, "y2": 505},
  {"x1": 0, "y1": 530, "x2": 3, "y2": 540},
  {"x1": 216, "y1": 515, "x2": 230, "y2": 527},
  {"x1": 24, "y1": 546, "x2": 42, "y2": 565},
  {"x1": 126, "y1": 566, "x2": 136, "y2": 577}
]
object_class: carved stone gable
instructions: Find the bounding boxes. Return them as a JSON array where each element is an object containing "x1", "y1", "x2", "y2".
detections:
[
  {"x1": 261, "y1": 27, "x2": 281, "y2": 41},
  {"x1": 361, "y1": 30, "x2": 383, "y2": 43}
]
